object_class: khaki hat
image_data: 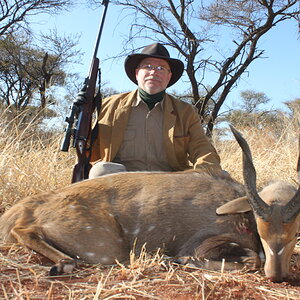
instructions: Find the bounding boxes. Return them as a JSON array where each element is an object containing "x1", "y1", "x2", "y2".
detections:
[{"x1": 124, "y1": 43, "x2": 184, "y2": 87}]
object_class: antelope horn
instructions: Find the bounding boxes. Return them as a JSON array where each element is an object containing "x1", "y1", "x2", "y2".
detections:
[
  {"x1": 230, "y1": 125, "x2": 271, "y2": 221},
  {"x1": 282, "y1": 134, "x2": 300, "y2": 223}
]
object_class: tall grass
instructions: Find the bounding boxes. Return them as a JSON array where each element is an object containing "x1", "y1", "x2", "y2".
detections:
[
  {"x1": 0, "y1": 108, "x2": 299, "y2": 299},
  {"x1": 0, "y1": 108, "x2": 74, "y2": 209},
  {"x1": 0, "y1": 108, "x2": 299, "y2": 211},
  {"x1": 215, "y1": 112, "x2": 299, "y2": 188}
]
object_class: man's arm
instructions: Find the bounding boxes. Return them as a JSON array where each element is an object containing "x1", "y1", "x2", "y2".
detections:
[{"x1": 187, "y1": 107, "x2": 223, "y2": 175}]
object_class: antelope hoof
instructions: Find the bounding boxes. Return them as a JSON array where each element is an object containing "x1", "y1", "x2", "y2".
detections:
[
  {"x1": 173, "y1": 256, "x2": 205, "y2": 268},
  {"x1": 49, "y1": 258, "x2": 77, "y2": 276},
  {"x1": 242, "y1": 248, "x2": 261, "y2": 270}
]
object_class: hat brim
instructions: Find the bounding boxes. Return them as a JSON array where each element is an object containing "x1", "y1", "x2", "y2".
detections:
[{"x1": 124, "y1": 53, "x2": 184, "y2": 87}]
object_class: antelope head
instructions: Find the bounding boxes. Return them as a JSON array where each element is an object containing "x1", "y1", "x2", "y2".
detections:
[{"x1": 230, "y1": 126, "x2": 300, "y2": 282}]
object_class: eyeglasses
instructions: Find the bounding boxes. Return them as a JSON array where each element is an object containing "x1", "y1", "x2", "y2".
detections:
[{"x1": 138, "y1": 64, "x2": 171, "y2": 74}]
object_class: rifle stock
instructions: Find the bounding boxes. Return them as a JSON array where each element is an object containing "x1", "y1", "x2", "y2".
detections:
[{"x1": 61, "y1": 1, "x2": 109, "y2": 183}]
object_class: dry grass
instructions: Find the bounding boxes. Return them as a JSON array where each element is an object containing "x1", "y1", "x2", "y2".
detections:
[
  {"x1": 1, "y1": 244, "x2": 299, "y2": 299},
  {"x1": 0, "y1": 109, "x2": 299, "y2": 299},
  {"x1": 215, "y1": 122, "x2": 299, "y2": 188},
  {"x1": 0, "y1": 109, "x2": 74, "y2": 210}
]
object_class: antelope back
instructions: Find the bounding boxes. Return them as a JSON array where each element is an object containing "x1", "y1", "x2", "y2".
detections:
[{"x1": 0, "y1": 171, "x2": 245, "y2": 260}]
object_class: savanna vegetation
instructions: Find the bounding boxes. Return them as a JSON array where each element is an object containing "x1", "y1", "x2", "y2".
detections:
[
  {"x1": 0, "y1": 1, "x2": 300, "y2": 299},
  {"x1": 0, "y1": 105, "x2": 299, "y2": 299}
]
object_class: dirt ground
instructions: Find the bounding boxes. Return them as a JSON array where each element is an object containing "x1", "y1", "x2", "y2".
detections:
[{"x1": 0, "y1": 243, "x2": 299, "y2": 299}]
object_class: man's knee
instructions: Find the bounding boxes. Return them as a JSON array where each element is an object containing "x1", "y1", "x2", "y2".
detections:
[{"x1": 89, "y1": 162, "x2": 127, "y2": 179}]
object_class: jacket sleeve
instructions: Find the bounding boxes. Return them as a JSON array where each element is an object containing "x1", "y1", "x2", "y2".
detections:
[
  {"x1": 89, "y1": 91, "x2": 134, "y2": 163},
  {"x1": 89, "y1": 96, "x2": 114, "y2": 163},
  {"x1": 187, "y1": 106, "x2": 222, "y2": 175}
]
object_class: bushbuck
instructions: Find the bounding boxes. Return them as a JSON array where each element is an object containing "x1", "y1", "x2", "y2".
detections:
[{"x1": 0, "y1": 127, "x2": 299, "y2": 282}]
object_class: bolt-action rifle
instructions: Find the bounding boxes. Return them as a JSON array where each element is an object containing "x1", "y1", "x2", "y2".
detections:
[{"x1": 61, "y1": 0, "x2": 109, "y2": 183}]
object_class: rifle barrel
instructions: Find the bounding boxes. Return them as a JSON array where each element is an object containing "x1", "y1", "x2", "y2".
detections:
[
  {"x1": 92, "y1": 0, "x2": 110, "y2": 59},
  {"x1": 61, "y1": 0, "x2": 109, "y2": 183}
]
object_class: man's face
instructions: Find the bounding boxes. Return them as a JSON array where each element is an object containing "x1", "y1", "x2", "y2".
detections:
[{"x1": 135, "y1": 57, "x2": 172, "y2": 94}]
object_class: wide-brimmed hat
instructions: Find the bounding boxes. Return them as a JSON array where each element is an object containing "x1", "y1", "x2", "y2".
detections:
[{"x1": 124, "y1": 43, "x2": 184, "y2": 87}]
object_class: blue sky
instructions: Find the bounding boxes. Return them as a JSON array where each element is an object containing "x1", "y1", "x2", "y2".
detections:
[{"x1": 30, "y1": 2, "x2": 300, "y2": 111}]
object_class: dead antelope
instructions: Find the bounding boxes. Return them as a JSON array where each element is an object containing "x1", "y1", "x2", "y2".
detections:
[{"x1": 0, "y1": 127, "x2": 299, "y2": 282}]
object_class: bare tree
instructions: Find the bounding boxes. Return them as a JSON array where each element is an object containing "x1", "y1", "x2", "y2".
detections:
[
  {"x1": 0, "y1": 30, "x2": 81, "y2": 110},
  {"x1": 113, "y1": 0, "x2": 299, "y2": 134},
  {"x1": 37, "y1": 29, "x2": 81, "y2": 109},
  {"x1": 0, "y1": 0, "x2": 72, "y2": 36}
]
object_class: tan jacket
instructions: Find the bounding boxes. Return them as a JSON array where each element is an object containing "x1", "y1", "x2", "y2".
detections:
[{"x1": 90, "y1": 90, "x2": 222, "y2": 174}]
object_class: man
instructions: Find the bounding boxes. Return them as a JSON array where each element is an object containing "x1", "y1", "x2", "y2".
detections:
[{"x1": 89, "y1": 43, "x2": 223, "y2": 178}]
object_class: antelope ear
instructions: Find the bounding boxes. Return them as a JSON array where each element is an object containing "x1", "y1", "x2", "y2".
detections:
[{"x1": 216, "y1": 196, "x2": 252, "y2": 215}]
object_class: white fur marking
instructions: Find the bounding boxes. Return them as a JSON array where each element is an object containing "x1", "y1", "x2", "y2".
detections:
[
  {"x1": 229, "y1": 242, "x2": 239, "y2": 247},
  {"x1": 85, "y1": 252, "x2": 96, "y2": 258},
  {"x1": 100, "y1": 256, "x2": 111, "y2": 263},
  {"x1": 278, "y1": 247, "x2": 285, "y2": 256},
  {"x1": 63, "y1": 264, "x2": 76, "y2": 273},
  {"x1": 147, "y1": 225, "x2": 156, "y2": 232},
  {"x1": 132, "y1": 228, "x2": 140, "y2": 236}
]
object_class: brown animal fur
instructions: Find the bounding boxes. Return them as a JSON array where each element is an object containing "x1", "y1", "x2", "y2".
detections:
[{"x1": 0, "y1": 128, "x2": 299, "y2": 282}]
